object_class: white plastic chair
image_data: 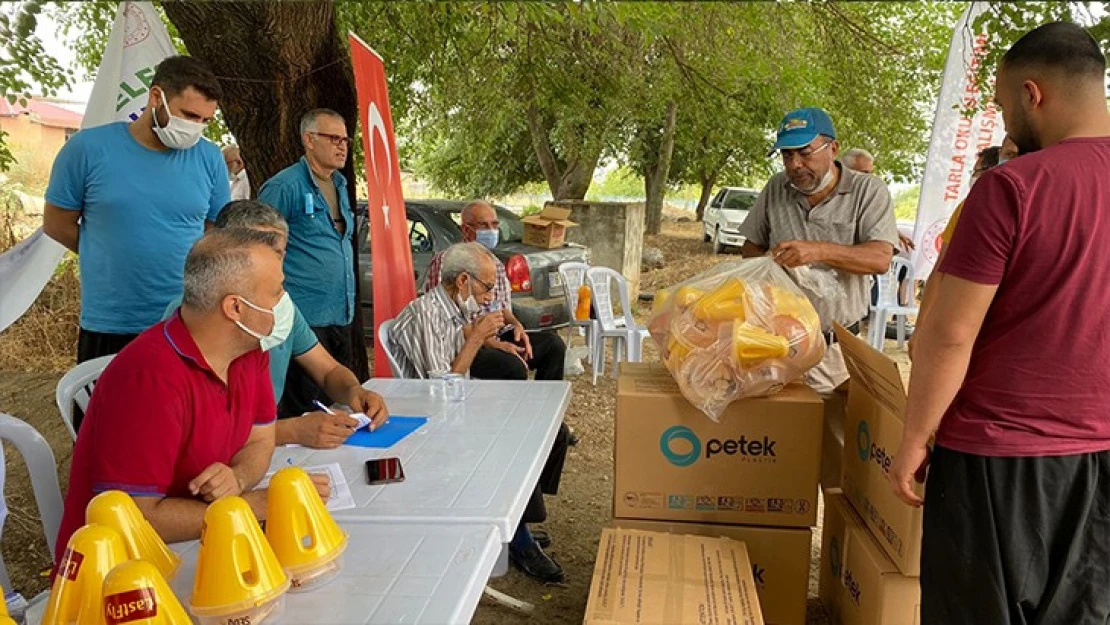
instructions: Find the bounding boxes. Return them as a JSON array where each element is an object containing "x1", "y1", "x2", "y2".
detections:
[
  {"x1": 585, "y1": 267, "x2": 649, "y2": 385},
  {"x1": 557, "y1": 262, "x2": 597, "y2": 362},
  {"x1": 55, "y1": 354, "x2": 115, "y2": 441},
  {"x1": 868, "y1": 257, "x2": 919, "y2": 350},
  {"x1": 0, "y1": 413, "x2": 63, "y2": 599},
  {"x1": 377, "y1": 319, "x2": 405, "y2": 378}
]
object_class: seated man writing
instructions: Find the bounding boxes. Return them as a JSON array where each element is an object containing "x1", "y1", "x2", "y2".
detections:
[
  {"x1": 164, "y1": 200, "x2": 388, "y2": 448},
  {"x1": 391, "y1": 242, "x2": 569, "y2": 583},
  {"x1": 56, "y1": 228, "x2": 328, "y2": 558}
]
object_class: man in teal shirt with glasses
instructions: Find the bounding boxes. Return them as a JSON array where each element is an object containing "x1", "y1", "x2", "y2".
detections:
[{"x1": 258, "y1": 108, "x2": 359, "y2": 418}]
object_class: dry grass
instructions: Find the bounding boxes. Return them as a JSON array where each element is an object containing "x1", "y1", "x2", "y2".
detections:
[{"x1": 0, "y1": 198, "x2": 80, "y2": 372}]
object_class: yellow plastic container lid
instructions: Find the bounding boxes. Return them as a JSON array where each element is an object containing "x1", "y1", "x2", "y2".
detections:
[
  {"x1": 265, "y1": 467, "x2": 349, "y2": 590},
  {"x1": 42, "y1": 524, "x2": 129, "y2": 625},
  {"x1": 101, "y1": 560, "x2": 192, "y2": 625},
  {"x1": 86, "y1": 491, "x2": 180, "y2": 581},
  {"x1": 190, "y1": 497, "x2": 289, "y2": 618}
]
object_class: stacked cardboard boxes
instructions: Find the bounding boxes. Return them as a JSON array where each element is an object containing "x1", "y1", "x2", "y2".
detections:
[
  {"x1": 817, "y1": 326, "x2": 923, "y2": 624},
  {"x1": 584, "y1": 528, "x2": 766, "y2": 625},
  {"x1": 606, "y1": 362, "x2": 824, "y2": 625}
]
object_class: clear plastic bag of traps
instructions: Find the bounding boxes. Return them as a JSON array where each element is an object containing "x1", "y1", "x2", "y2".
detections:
[{"x1": 647, "y1": 257, "x2": 832, "y2": 421}]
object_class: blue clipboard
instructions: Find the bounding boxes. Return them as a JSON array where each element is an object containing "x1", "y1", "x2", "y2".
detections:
[{"x1": 345, "y1": 415, "x2": 428, "y2": 448}]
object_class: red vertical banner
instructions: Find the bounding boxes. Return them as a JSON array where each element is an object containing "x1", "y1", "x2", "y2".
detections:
[{"x1": 349, "y1": 33, "x2": 416, "y2": 377}]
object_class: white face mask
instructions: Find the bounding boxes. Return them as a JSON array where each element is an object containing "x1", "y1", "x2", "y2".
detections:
[
  {"x1": 235, "y1": 292, "x2": 294, "y2": 351},
  {"x1": 456, "y1": 278, "x2": 482, "y2": 318},
  {"x1": 151, "y1": 89, "x2": 207, "y2": 150},
  {"x1": 791, "y1": 167, "x2": 836, "y2": 196}
]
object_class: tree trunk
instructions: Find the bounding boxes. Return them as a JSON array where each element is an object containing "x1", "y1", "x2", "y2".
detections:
[
  {"x1": 643, "y1": 102, "x2": 679, "y2": 236},
  {"x1": 695, "y1": 170, "x2": 719, "y2": 222},
  {"x1": 525, "y1": 103, "x2": 599, "y2": 201},
  {"x1": 164, "y1": 0, "x2": 371, "y2": 381}
]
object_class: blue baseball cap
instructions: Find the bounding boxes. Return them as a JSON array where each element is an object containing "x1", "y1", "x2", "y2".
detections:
[{"x1": 771, "y1": 107, "x2": 837, "y2": 153}]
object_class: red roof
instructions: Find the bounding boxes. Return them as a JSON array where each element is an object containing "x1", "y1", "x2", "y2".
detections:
[{"x1": 0, "y1": 98, "x2": 83, "y2": 130}]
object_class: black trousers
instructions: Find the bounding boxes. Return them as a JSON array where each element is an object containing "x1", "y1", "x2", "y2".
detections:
[
  {"x1": 279, "y1": 323, "x2": 356, "y2": 418},
  {"x1": 522, "y1": 422, "x2": 570, "y2": 524},
  {"x1": 921, "y1": 445, "x2": 1110, "y2": 625},
  {"x1": 73, "y1": 328, "x2": 140, "y2": 433},
  {"x1": 469, "y1": 331, "x2": 566, "y2": 382},
  {"x1": 469, "y1": 331, "x2": 568, "y2": 524}
]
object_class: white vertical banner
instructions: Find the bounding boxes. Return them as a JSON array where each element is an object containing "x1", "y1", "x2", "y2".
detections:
[
  {"x1": 911, "y1": 2, "x2": 1007, "y2": 278},
  {"x1": 0, "y1": 2, "x2": 174, "y2": 332}
]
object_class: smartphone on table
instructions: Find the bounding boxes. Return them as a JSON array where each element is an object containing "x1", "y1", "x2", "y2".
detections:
[{"x1": 365, "y1": 457, "x2": 405, "y2": 485}]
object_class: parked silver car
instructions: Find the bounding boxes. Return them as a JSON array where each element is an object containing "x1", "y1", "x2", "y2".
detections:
[{"x1": 356, "y1": 200, "x2": 588, "y2": 335}]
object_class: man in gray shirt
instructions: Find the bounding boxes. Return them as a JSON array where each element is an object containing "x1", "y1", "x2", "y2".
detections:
[{"x1": 739, "y1": 107, "x2": 899, "y2": 393}]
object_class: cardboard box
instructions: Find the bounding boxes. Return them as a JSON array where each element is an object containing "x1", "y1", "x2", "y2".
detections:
[
  {"x1": 613, "y1": 520, "x2": 810, "y2": 625},
  {"x1": 834, "y1": 325, "x2": 923, "y2": 576},
  {"x1": 523, "y1": 205, "x2": 577, "y2": 248},
  {"x1": 614, "y1": 362, "x2": 823, "y2": 528},
  {"x1": 819, "y1": 491, "x2": 920, "y2": 625},
  {"x1": 821, "y1": 383, "x2": 848, "y2": 489},
  {"x1": 584, "y1": 528, "x2": 765, "y2": 625}
]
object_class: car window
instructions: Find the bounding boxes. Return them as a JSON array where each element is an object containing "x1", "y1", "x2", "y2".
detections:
[
  {"x1": 409, "y1": 219, "x2": 433, "y2": 254},
  {"x1": 495, "y1": 207, "x2": 524, "y2": 243},
  {"x1": 723, "y1": 191, "x2": 757, "y2": 210},
  {"x1": 357, "y1": 216, "x2": 370, "y2": 254},
  {"x1": 710, "y1": 190, "x2": 725, "y2": 208}
]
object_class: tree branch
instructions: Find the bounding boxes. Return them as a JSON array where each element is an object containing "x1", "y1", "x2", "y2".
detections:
[{"x1": 815, "y1": 2, "x2": 906, "y2": 57}]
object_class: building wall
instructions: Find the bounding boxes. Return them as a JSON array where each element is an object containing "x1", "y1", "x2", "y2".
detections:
[{"x1": 1, "y1": 115, "x2": 72, "y2": 162}]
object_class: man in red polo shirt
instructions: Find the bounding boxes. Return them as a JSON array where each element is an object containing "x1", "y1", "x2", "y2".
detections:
[
  {"x1": 56, "y1": 228, "x2": 326, "y2": 559},
  {"x1": 890, "y1": 23, "x2": 1110, "y2": 623}
]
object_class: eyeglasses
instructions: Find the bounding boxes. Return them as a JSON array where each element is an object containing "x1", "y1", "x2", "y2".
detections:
[
  {"x1": 308, "y1": 132, "x2": 352, "y2": 148},
  {"x1": 468, "y1": 273, "x2": 495, "y2": 294},
  {"x1": 466, "y1": 220, "x2": 500, "y2": 230},
  {"x1": 780, "y1": 139, "x2": 834, "y2": 162}
]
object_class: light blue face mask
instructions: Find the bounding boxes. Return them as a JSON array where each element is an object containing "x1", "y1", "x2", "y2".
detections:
[{"x1": 474, "y1": 228, "x2": 499, "y2": 249}]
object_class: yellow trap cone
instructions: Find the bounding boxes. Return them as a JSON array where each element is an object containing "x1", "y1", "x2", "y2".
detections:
[
  {"x1": 265, "y1": 467, "x2": 349, "y2": 591},
  {"x1": 101, "y1": 560, "x2": 190, "y2": 625},
  {"x1": 190, "y1": 497, "x2": 288, "y2": 625},
  {"x1": 86, "y1": 492, "x2": 180, "y2": 581},
  {"x1": 43, "y1": 524, "x2": 128, "y2": 625}
]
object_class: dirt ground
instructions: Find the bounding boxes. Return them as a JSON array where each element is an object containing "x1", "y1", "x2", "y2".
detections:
[{"x1": 0, "y1": 219, "x2": 914, "y2": 623}]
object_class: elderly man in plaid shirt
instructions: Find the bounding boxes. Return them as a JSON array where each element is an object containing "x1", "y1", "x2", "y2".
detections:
[{"x1": 422, "y1": 200, "x2": 567, "y2": 381}]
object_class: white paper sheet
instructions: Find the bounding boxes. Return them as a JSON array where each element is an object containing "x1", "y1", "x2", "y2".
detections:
[{"x1": 255, "y1": 462, "x2": 355, "y2": 512}]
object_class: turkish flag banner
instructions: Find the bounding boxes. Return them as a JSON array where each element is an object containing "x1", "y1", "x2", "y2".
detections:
[{"x1": 349, "y1": 33, "x2": 416, "y2": 377}]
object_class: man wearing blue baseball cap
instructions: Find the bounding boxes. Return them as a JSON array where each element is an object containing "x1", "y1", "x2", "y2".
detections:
[{"x1": 739, "y1": 106, "x2": 899, "y2": 394}]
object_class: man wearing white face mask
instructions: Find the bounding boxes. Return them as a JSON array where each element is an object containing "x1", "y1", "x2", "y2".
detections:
[
  {"x1": 421, "y1": 200, "x2": 567, "y2": 382},
  {"x1": 390, "y1": 242, "x2": 504, "y2": 379},
  {"x1": 43, "y1": 56, "x2": 231, "y2": 373},
  {"x1": 392, "y1": 241, "x2": 569, "y2": 583},
  {"x1": 739, "y1": 107, "x2": 899, "y2": 394},
  {"x1": 164, "y1": 200, "x2": 389, "y2": 448},
  {"x1": 55, "y1": 228, "x2": 332, "y2": 559}
]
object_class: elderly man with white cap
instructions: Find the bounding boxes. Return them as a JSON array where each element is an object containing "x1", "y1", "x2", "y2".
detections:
[{"x1": 739, "y1": 107, "x2": 899, "y2": 393}]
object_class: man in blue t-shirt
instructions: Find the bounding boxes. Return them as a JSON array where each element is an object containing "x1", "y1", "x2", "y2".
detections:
[
  {"x1": 163, "y1": 200, "x2": 388, "y2": 446},
  {"x1": 43, "y1": 56, "x2": 231, "y2": 365},
  {"x1": 258, "y1": 108, "x2": 358, "y2": 417}
]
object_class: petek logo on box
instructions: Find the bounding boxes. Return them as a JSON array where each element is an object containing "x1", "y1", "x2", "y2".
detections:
[
  {"x1": 659, "y1": 425, "x2": 777, "y2": 468},
  {"x1": 856, "y1": 420, "x2": 891, "y2": 475}
]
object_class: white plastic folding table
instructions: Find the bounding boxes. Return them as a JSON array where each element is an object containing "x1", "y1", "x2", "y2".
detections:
[
  {"x1": 273, "y1": 379, "x2": 572, "y2": 544},
  {"x1": 168, "y1": 522, "x2": 502, "y2": 625}
]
